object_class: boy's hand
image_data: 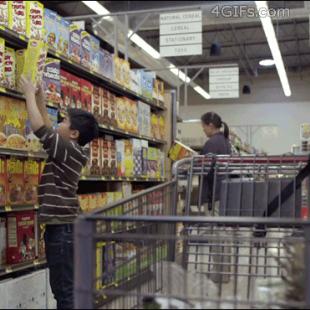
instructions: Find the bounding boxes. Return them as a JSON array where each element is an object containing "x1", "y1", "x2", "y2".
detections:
[
  {"x1": 19, "y1": 75, "x2": 36, "y2": 96},
  {"x1": 35, "y1": 83, "x2": 45, "y2": 106}
]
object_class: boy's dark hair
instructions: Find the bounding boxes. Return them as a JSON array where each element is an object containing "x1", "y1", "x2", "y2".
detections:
[{"x1": 67, "y1": 108, "x2": 99, "y2": 146}]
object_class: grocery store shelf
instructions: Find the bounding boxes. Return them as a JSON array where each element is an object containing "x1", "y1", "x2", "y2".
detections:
[
  {"x1": 99, "y1": 125, "x2": 166, "y2": 146},
  {"x1": 0, "y1": 148, "x2": 47, "y2": 159},
  {"x1": 80, "y1": 176, "x2": 166, "y2": 183},
  {"x1": 0, "y1": 259, "x2": 47, "y2": 278},
  {"x1": 0, "y1": 205, "x2": 39, "y2": 213}
]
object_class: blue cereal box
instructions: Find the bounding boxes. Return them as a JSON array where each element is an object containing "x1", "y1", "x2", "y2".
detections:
[
  {"x1": 81, "y1": 30, "x2": 91, "y2": 69},
  {"x1": 69, "y1": 23, "x2": 81, "y2": 64},
  {"x1": 44, "y1": 8, "x2": 58, "y2": 50},
  {"x1": 57, "y1": 17, "x2": 69, "y2": 57},
  {"x1": 99, "y1": 48, "x2": 113, "y2": 80},
  {"x1": 90, "y1": 35, "x2": 100, "y2": 73}
]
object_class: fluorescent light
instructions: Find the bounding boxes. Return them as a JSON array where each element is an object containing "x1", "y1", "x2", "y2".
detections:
[
  {"x1": 255, "y1": 1, "x2": 291, "y2": 97},
  {"x1": 169, "y1": 65, "x2": 191, "y2": 83},
  {"x1": 82, "y1": 1, "x2": 113, "y2": 21},
  {"x1": 128, "y1": 30, "x2": 160, "y2": 59},
  {"x1": 194, "y1": 86, "x2": 211, "y2": 99},
  {"x1": 259, "y1": 59, "x2": 275, "y2": 67},
  {"x1": 183, "y1": 119, "x2": 200, "y2": 123}
]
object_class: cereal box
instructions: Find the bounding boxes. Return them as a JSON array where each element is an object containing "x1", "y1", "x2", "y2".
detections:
[
  {"x1": 97, "y1": 192, "x2": 107, "y2": 209},
  {"x1": 43, "y1": 58, "x2": 61, "y2": 107},
  {"x1": 25, "y1": 117, "x2": 41, "y2": 152},
  {"x1": 113, "y1": 55, "x2": 121, "y2": 84},
  {"x1": 114, "y1": 192, "x2": 122, "y2": 203},
  {"x1": 4, "y1": 47, "x2": 15, "y2": 89},
  {"x1": 69, "y1": 23, "x2": 81, "y2": 64},
  {"x1": 106, "y1": 135, "x2": 116, "y2": 176},
  {"x1": 92, "y1": 86, "x2": 102, "y2": 124},
  {"x1": 89, "y1": 193, "x2": 98, "y2": 211},
  {"x1": 116, "y1": 97, "x2": 126, "y2": 131},
  {"x1": 44, "y1": 8, "x2": 58, "y2": 50},
  {"x1": 81, "y1": 30, "x2": 91, "y2": 69},
  {"x1": 70, "y1": 74, "x2": 81, "y2": 109},
  {"x1": 168, "y1": 141, "x2": 196, "y2": 161},
  {"x1": 124, "y1": 98, "x2": 132, "y2": 132},
  {"x1": 109, "y1": 93, "x2": 117, "y2": 128},
  {"x1": 0, "y1": 38, "x2": 5, "y2": 84},
  {"x1": 159, "y1": 115, "x2": 165, "y2": 140},
  {"x1": 0, "y1": 1, "x2": 9, "y2": 27},
  {"x1": 26, "y1": 1, "x2": 44, "y2": 40},
  {"x1": 101, "y1": 88, "x2": 110, "y2": 126},
  {"x1": 132, "y1": 139, "x2": 142, "y2": 177},
  {"x1": 121, "y1": 59, "x2": 130, "y2": 88},
  {"x1": 124, "y1": 140, "x2": 133, "y2": 177},
  {"x1": 99, "y1": 48, "x2": 113, "y2": 80},
  {"x1": 151, "y1": 113, "x2": 160, "y2": 139},
  {"x1": 24, "y1": 160, "x2": 39, "y2": 205},
  {"x1": 6, "y1": 211, "x2": 35, "y2": 264},
  {"x1": 148, "y1": 147, "x2": 158, "y2": 178},
  {"x1": 23, "y1": 39, "x2": 48, "y2": 85},
  {"x1": 141, "y1": 70, "x2": 154, "y2": 99},
  {"x1": 8, "y1": 1, "x2": 26, "y2": 36},
  {"x1": 0, "y1": 157, "x2": 7, "y2": 206},
  {"x1": 60, "y1": 69, "x2": 71, "y2": 110},
  {"x1": 7, "y1": 157, "x2": 24, "y2": 206},
  {"x1": 101, "y1": 138, "x2": 109, "y2": 176},
  {"x1": 80, "y1": 79, "x2": 93, "y2": 112},
  {"x1": 144, "y1": 104, "x2": 151, "y2": 137},
  {"x1": 159, "y1": 81, "x2": 165, "y2": 102},
  {"x1": 141, "y1": 140, "x2": 148, "y2": 177},
  {"x1": 57, "y1": 17, "x2": 69, "y2": 57},
  {"x1": 47, "y1": 106, "x2": 58, "y2": 128},
  {"x1": 130, "y1": 70, "x2": 141, "y2": 94},
  {"x1": 129, "y1": 100, "x2": 138, "y2": 133},
  {"x1": 15, "y1": 49, "x2": 25, "y2": 90},
  {"x1": 90, "y1": 35, "x2": 100, "y2": 73},
  {"x1": 90, "y1": 138, "x2": 101, "y2": 175},
  {"x1": 116, "y1": 140, "x2": 125, "y2": 177},
  {"x1": 0, "y1": 217, "x2": 6, "y2": 267}
]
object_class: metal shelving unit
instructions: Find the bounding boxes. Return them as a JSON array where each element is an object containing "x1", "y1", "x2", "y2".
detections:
[{"x1": 80, "y1": 176, "x2": 166, "y2": 182}]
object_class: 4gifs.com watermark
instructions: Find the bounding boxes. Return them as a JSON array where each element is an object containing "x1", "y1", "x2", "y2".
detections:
[{"x1": 210, "y1": 5, "x2": 290, "y2": 18}]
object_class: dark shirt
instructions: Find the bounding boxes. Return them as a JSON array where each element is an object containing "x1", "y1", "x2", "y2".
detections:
[
  {"x1": 35, "y1": 126, "x2": 88, "y2": 224},
  {"x1": 200, "y1": 132, "x2": 231, "y2": 203}
]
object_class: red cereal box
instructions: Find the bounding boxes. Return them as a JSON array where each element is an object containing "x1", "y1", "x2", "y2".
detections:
[
  {"x1": 90, "y1": 138, "x2": 101, "y2": 175},
  {"x1": 80, "y1": 79, "x2": 93, "y2": 112},
  {"x1": 70, "y1": 74, "x2": 81, "y2": 109},
  {"x1": 101, "y1": 137, "x2": 109, "y2": 176},
  {"x1": 101, "y1": 88, "x2": 110, "y2": 126},
  {"x1": 60, "y1": 69, "x2": 71, "y2": 110},
  {"x1": 24, "y1": 160, "x2": 39, "y2": 205},
  {"x1": 110, "y1": 93, "x2": 117, "y2": 128},
  {"x1": 92, "y1": 86, "x2": 102, "y2": 124},
  {"x1": 7, "y1": 157, "x2": 24, "y2": 206},
  {"x1": 6, "y1": 211, "x2": 35, "y2": 264},
  {"x1": 0, "y1": 157, "x2": 7, "y2": 206}
]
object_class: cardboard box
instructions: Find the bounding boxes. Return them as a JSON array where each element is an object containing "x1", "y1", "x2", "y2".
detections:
[
  {"x1": 113, "y1": 55, "x2": 121, "y2": 85},
  {"x1": 0, "y1": 1, "x2": 9, "y2": 27},
  {"x1": 159, "y1": 81, "x2": 165, "y2": 102},
  {"x1": 6, "y1": 211, "x2": 35, "y2": 264},
  {"x1": 4, "y1": 47, "x2": 15, "y2": 89},
  {"x1": 0, "y1": 157, "x2": 7, "y2": 206},
  {"x1": 89, "y1": 193, "x2": 98, "y2": 211},
  {"x1": 69, "y1": 23, "x2": 81, "y2": 64},
  {"x1": 116, "y1": 97, "x2": 126, "y2": 131},
  {"x1": 26, "y1": 1, "x2": 44, "y2": 40},
  {"x1": 99, "y1": 48, "x2": 113, "y2": 80},
  {"x1": 148, "y1": 147, "x2": 158, "y2": 178},
  {"x1": 80, "y1": 79, "x2": 93, "y2": 112},
  {"x1": 43, "y1": 58, "x2": 61, "y2": 107},
  {"x1": 141, "y1": 71, "x2": 155, "y2": 99},
  {"x1": 129, "y1": 100, "x2": 138, "y2": 133},
  {"x1": 132, "y1": 139, "x2": 142, "y2": 177},
  {"x1": 101, "y1": 88, "x2": 110, "y2": 126},
  {"x1": 57, "y1": 17, "x2": 69, "y2": 57},
  {"x1": 97, "y1": 192, "x2": 107, "y2": 209},
  {"x1": 15, "y1": 49, "x2": 25, "y2": 90},
  {"x1": 81, "y1": 30, "x2": 91, "y2": 69},
  {"x1": 158, "y1": 115, "x2": 165, "y2": 140},
  {"x1": 90, "y1": 138, "x2": 101, "y2": 175},
  {"x1": 130, "y1": 70, "x2": 141, "y2": 94},
  {"x1": 22, "y1": 39, "x2": 48, "y2": 85},
  {"x1": 44, "y1": 8, "x2": 58, "y2": 50},
  {"x1": 24, "y1": 160, "x2": 39, "y2": 205},
  {"x1": 141, "y1": 140, "x2": 148, "y2": 177},
  {"x1": 101, "y1": 138, "x2": 109, "y2": 176},
  {"x1": 7, "y1": 157, "x2": 24, "y2": 205},
  {"x1": 92, "y1": 86, "x2": 102, "y2": 124},
  {"x1": 151, "y1": 113, "x2": 160, "y2": 139},
  {"x1": 109, "y1": 93, "x2": 117, "y2": 128},
  {"x1": 107, "y1": 135, "x2": 116, "y2": 176},
  {"x1": 116, "y1": 140, "x2": 125, "y2": 177},
  {"x1": 90, "y1": 35, "x2": 100, "y2": 73},
  {"x1": 116, "y1": 182, "x2": 132, "y2": 198},
  {"x1": 70, "y1": 74, "x2": 81, "y2": 109},
  {"x1": 78, "y1": 194, "x2": 89, "y2": 213},
  {"x1": 168, "y1": 141, "x2": 196, "y2": 161},
  {"x1": 60, "y1": 69, "x2": 71, "y2": 110},
  {"x1": 121, "y1": 59, "x2": 130, "y2": 88},
  {"x1": 0, "y1": 218, "x2": 6, "y2": 267},
  {"x1": 124, "y1": 140, "x2": 133, "y2": 177},
  {"x1": 0, "y1": 38, "x2": 5, "y2": 85},
  {"x1": 8, "y1": 1, "x2": 26, "y2": 35}
]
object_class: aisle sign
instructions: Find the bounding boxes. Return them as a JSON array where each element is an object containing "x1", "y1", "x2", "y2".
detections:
[
  {"x1": 209, "y1": 67, "x2": 239, "y2": 99},
  {"x1": 160, "y1": 10, "x2": 202, "y2": 57}
]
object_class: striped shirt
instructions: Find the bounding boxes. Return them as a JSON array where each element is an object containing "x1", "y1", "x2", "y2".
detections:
[{"x1": 35, "y1": 126, "x2": 88, "y2": 224}]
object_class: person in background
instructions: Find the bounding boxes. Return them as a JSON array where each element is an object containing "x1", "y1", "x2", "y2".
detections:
[
  {"x1": 200, "y1": 111, "x2": 232, "y2": 284},
  {"x1": 19, "y1": 75, "x2": 99, "y2": 309}
]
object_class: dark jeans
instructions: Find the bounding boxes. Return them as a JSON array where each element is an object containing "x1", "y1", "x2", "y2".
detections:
[{"x1": 45, "y1": 224, "x2": 74, "y2": 309}]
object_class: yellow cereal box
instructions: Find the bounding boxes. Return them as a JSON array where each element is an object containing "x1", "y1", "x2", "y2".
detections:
[
  {"x1": 26, "y1": 1, "x2": 44, "y2": 40},
  {"x1": 24, "y1": 160, "x2": 39, "y2": 205},
  {"x1": 22, "y1": 39, "x2": 47, "y2": 85},
  {"x1": 159, "y1": 81, "x2": 165, "y2": 102},
  {"x1": 116, "y1": 97, "x2": 126, "y2": 131},
  {"x1": 129, "y1": 100, "x2": 138, "y2": 134},
  {"x1": 8, "y1": 1, "x2": 27, "y2": 36},
  {"x1": 159, "y1": 115, "x2": 165, "y2": 140},
  {"x1": 89, "y1": 194, "x2": 98, "y2": 211},
  {"x1": 0, "y1": 1, "x2": 9, "y2": 27},
  {"x1": 78, "y1": 194, "x2": 89, "y2": 213},
  {"x1": 151, "y1": 113, "x2": 160, "y2": 139},
  {"x1": 114, "y1": 192, "x2": 123, "y2": 203},
  {"x1": 113, "y1": 55, "x2": 121, "y2": 84},
  {"x1": 4, "y1": 47, "x2": 15, "y2": 89},
  {"x1": 97, "y1": 192, "x2": 107, "y2": 209},
  {"x1": 0, "y1": 38, "x2": 5, "y2": 83},
  {"x1": 124, "y1": 140, "x2": 133, "y2": 177},
  {"x1": 121, "y1": 59, "x2": 130, "y2": 88},
  {"x1": 168, "y1": 141, "x2": 196, "y2": 161},
  {"x1": 15, "y1": 49, "x2": 25, "y2": 90}
]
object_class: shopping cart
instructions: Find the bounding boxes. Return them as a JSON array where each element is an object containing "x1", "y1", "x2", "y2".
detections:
[{"x1": 74, "y1": 155, "x2": 310, "y2": 309}]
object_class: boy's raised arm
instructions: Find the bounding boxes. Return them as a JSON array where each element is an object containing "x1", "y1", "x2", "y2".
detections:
[{"x1": 35, "y1": 83, "x2": 53, "y2": 128}]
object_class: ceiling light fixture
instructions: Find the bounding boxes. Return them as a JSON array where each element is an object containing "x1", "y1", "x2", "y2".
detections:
[
  {"x1": 255, "y1": 1, "x2": 291, "y2": 97},
  {"x1": 259, "y1": 59, "x2": 275, "y2": 67},
  {"x1": 169, "y1": 65, "x2": 191, "y2": 83},
  {"x1": 82, "y1": 1, "x2": 113, "y2": 21},
  {"x1": 194, "y1": 86, "x2": 211, "y2": 99}
]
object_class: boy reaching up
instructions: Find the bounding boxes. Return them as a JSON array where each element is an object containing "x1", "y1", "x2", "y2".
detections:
[{"x1": 19, "y1": 75, "x2": 99, "y2": 309}]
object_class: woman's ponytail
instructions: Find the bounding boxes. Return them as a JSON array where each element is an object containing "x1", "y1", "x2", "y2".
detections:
[{"x1": 222, "y1": 121, "x2": 229, "y2": 139}]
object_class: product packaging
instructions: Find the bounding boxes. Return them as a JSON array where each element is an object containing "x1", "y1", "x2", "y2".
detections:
[
  {"x1": 89, "y1": 138, "x2": 101, "y2": 175},
  {"x1": 26, "y1": 1, "x2": 44, "y2": 40},
  {"x1": 90, "y1": 35, "x2": 100, "y2": 73},
  {"x1": 25, "y1": 116, "x2": 41, "y2": 152},
  {"x1": 99, "y1": 49, "x2": 113, "y2": 80},
  {"x1": 97, "y1": 192, "x2": 107, "y2": 209},
  {"x1": 0, "y1": 217, "x2": 6, "y2": 268},
  {"x1": 101, "y1": 137, "x2": 109, "y2": 176},
  {"x1": 0, "y1": 1, "x2": 9, "y2": 27},
  {"x1": 44, "y1": 8, "x2": 58, "y2": 50},
  {"x1": 6, "y1": 211, "x2": 35, "y2": 264},
  {"x1": 43, "y1": 58, "x2": 61, "y2": 107},
  {"x1": 148, "y1": 147, "x2": 158, "y2": 178},
  {"x1": 109, "y1": 93, "x2": 117, "y2": 128},
  {"x1": 4, "y1": 47, "x2": 16, "y2": 89},
  {"x1": 141, "y1": 140, "x2": 148, "y2": 177},
  {"x1": 168, "y1": 141, "x2": 196, "y2": 161},
  {"x1": 70, "y1": 74, "x2": 81, "y2": 109},
  {"x1": 92, "y1": 86, "x2": 102, "y2": 124},
  {"x1": 7, "y1": 157, "x2": 24, "y2": 206},
  {"x1": 88, "y1": 193, "x2": 97, "y2": 211},
  {"x1": 159, "y1": 115, "x2": 165, "y2": 140},
  {"x1": 80, "y1": 79, "x2": 93, "y2": 112},
  {"x1": 124, "y1": 140, "x2": 133, "y2": 177},
  {"x1": 116, "y1": 140, "x2": 125, "y2": 177},
  {"x1": 130, "y1": 70, "x2": 141, "y2": 94},
  {"x1": 113, "y1": 55, "x2": 121, "y2": 84},
  {"x1": 107, "y1": 135, "x2": 116, "y2": 176},
  {"x1": 159, "y1": 81, "x2": 165, "y2": 102},
  {"x1": 141, "y1": 70, "x2": 155, "y2": 99},
  {"x1": 101, "y1": 88, "x2": 110, "y2": 126},
  {"x1": 15, "y1": 49, "x2": 25, "y2": 90},
  {"x1": 78, "y1": 194, "x2": 89, "y2": 212},
  {"x1": 116, "y1": 97, "x2": 126, "y2": 130},
  {"x1": 57, "y1": 17, "x2": 69, "y2": 57},
  {"x1": 69, "y1": 23, "x2": 81, "y2": 64},
  {"x1": 121, "y1": 59, "x2": 130, "y2": 88},
  {"x1": 47, "y1": 106, "x2": 58, "y2": 128},
  {"x1": 132, "y1": 139, "x2": 142, "y2": 177},
  {"x1": 24, "y1": 160, "x2": 39, "y2": 205},
  {"x1": 8, "y1": 1, "x2": 26, "y2": 36},
  {"x1": 0, "y1": 38, "x2": 5, "y2": 84},
  {"x1": 0, "y1": 157, "x2": 7, "y2": 206},
  {"x1": 60, "y1": 69, "x2": 71, "y2": 110},
  {"x1": 80, "y1": 30, "x2": 91, "y2": 69},
  {"x1": 151, "y1": 113, "x2": 159, "y2": 139},
  {"x1": 129, "y1": 100, "x2": 138, "y2": 133}
]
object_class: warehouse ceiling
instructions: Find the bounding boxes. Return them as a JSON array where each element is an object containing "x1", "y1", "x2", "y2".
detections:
[{"x1": 43, "y1": 1, "x2": 310, "y2": 84}]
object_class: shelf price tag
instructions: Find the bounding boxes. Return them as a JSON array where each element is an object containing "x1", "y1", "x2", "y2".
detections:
[
  {"x1": 33, "y1": 260, "x2": 40, "y2": 266},
  {"x1": 5, "y1": 206, "x2": 12, "y2": 212},
  {"x1": 5, "y1": 267, "x2": 12, "y2": 273}
]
